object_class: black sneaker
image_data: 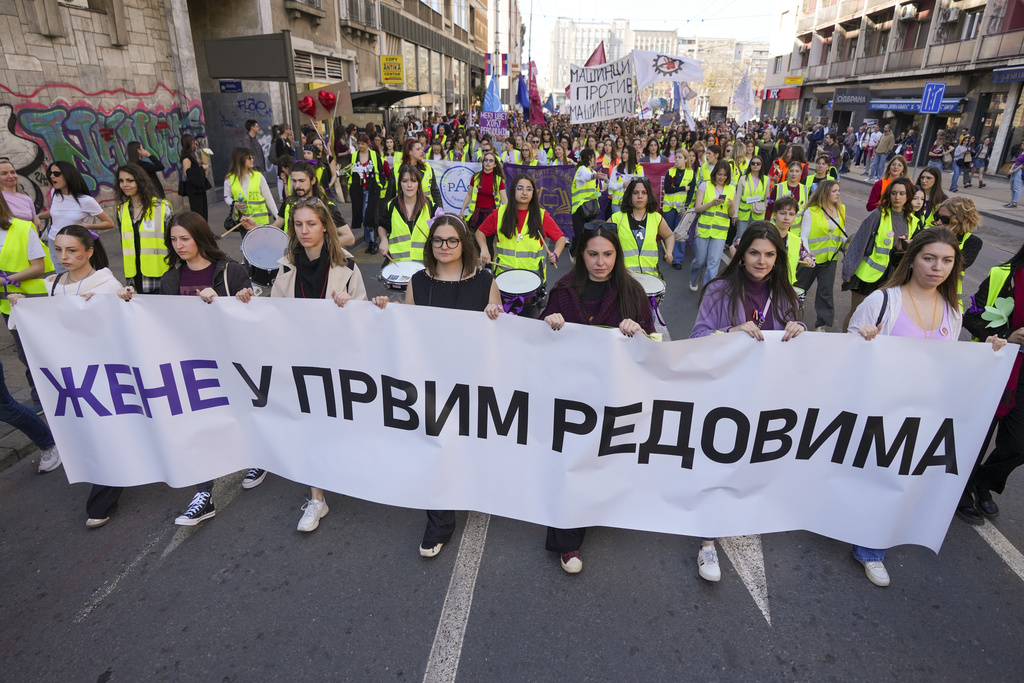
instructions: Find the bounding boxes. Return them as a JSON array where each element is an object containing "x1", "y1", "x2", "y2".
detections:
[
  {"x1": 242, "y1": 468, "x2": 267, "y2": 489},
  {"x1": 174, "y1": 492, "x2": 216, "y2": 526}
]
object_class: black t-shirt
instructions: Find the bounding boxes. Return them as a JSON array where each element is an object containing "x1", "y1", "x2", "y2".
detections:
[{"x1": 410, "y1": 269, "x2": 493, "y2": 311}]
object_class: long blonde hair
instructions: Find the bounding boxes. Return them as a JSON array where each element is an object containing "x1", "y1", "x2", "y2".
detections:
[
  {"x1": 939, "y1": 196, "x2": 979, "y2": 238},
  {"x1": 286, "y1": 198, "x2": 347, "y2": 267},
  {"x1": 807, "y1": 179, "x2": 845, "y2": 223}
]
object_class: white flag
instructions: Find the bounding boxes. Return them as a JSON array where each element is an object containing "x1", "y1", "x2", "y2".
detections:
[
  {"x1": 632, "y1": 50, "x2": 704, "y2": 90},
  {"x1": 733, "y1": 69, "x2": 757, "y2": 124},
  {"x1": 680, "y1": 100, "x2": 696, "y2": 129}
]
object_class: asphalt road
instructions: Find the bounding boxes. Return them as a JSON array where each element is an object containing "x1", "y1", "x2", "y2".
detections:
[{"x1": 2, "y1": 179, "x2": 1024, "y2": 682}]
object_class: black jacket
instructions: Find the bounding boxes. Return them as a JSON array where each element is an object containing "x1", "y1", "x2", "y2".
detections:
[{"x1": 159, "y1": 259, "x2": 252, "y2": 297}]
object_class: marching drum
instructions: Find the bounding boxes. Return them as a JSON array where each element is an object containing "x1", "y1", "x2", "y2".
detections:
[
  {"x1": 241, "y1": 226, "x2": 289, "y2": 288},
  {"x1": 378, "y1": 260, "x2": 426, "y2": 291},
  {"x1": 495, "y1": 268, "x2": 544, "y2": 316},
  {"x1": 630, "y1": 271, "x2": 667, "y2": 325}
]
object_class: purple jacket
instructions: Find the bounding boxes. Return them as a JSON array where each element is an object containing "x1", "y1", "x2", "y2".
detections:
[{"x1": 690, "y1": 279, "x2": 802, "y2": 338}]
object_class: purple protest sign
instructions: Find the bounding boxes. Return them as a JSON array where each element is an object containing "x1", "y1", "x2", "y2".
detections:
[
  {"x1": 503, "y1": 163, "x2": 576, "y2": 236},
  {"x1": 479, "y1": 112, "x2": 508, "y2": 137}
]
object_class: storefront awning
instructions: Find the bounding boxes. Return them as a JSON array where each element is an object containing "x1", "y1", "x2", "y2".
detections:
[
  {"x1": 350, "y1": 88, "x2": 427, "y2": 109},
  {"x1": 993, "y1": 65, "x2": 1024, "y2": 84},
  {"x1": 869, "y1": 98, "x2": 963, "y2": 113},
  {"x1": 757, "y1": 86, "x2": 802, "y2": 101}
]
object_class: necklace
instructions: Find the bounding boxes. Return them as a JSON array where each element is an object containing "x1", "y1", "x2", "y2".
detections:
[
  {"x1": 61, "y1": 268, "x2": 93, "y2": 296},
  {"x1": 907, "y1": 287, "x2": 939, "y2": 339}
]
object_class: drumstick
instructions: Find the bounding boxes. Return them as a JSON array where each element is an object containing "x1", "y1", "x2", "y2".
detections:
[{"x1": 219, "y1": 222, "x2": 245, "y2": 238}]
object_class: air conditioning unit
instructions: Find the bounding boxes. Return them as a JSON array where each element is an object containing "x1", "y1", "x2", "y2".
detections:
[
  {"x1": 899, "y1": 4, "x2": 919, "y2": 21},
  {"x1": 942, "y1": 7, "x2": 962, "y2": 23},
  {"x1": 798, "y1": 44, "x2": 809, "y2": 54}
]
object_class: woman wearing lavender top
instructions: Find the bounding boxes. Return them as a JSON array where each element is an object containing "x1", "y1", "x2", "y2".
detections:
[{"x1": 688, "y1": 221, "x2": 805, "y2": 583}]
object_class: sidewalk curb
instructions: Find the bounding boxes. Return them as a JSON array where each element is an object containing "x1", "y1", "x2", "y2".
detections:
[
  {"x1": 0, "y1": 439, "x2": 41, "y2": 474},
  {"x1": 840, "y1": 172, "x2": 1024, "y2": 228}
]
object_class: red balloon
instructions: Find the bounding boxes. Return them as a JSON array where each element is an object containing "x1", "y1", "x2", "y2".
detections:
[
  {"x1": 297, "y1": 96, "x2": 316, "y2": 117},
  {"x1": 317, "y1": 90, "x2": 337, "y2": 112}
]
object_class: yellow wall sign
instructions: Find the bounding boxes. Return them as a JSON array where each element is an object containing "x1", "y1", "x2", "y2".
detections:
[
  {"x1": 381, "y1": 56, "x2": 404, "y2": 85},
  {"x1": 785, "y1": 76, "x2": 803, "y2": 85}
]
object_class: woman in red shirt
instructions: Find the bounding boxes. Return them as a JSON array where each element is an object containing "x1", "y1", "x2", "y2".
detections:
[{"x1": 460, "y1": 151, "x2": 507, "y2": 230}]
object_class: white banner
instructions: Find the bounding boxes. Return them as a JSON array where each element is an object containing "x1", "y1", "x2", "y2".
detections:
[
  {"x1": 633, "y1": 50, "x2": 704, "y2": 90},
  {"x1": 426, "y1": 160, "x2": 481, "y2": 216},
  {"x1": 13, "y1": 296, "x2": 1015, "y2": 552},
  {"x1": 569, "y1": 55, "x2": 636, "y2": 124}
]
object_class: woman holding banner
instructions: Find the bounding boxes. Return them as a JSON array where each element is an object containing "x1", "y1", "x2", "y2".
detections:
[
  {"x1": 371, "y1": 215, "x2": 502, "y2": 557},
  {"x1": 236, "y1": 198, "x2": 368, "y2": 533},
  {"x1": 541, "y1": 223, "x2": 654, "y2": 574},
  {"x1": 849, "y1": 227, "x2": 1006, "y2": 585},
  {"x1": 460, "y1": 152, "x2": 507, "y2": 231}
]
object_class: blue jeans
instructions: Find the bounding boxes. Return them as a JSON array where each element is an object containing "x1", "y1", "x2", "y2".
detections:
[
  {"x1": 1011, "y1": 169, "x2": 1022, "y2": 203},
  {"x1": 852, "y1": 545, "x2": 887, "y2": 562},
  {"x1": 869, "y1": 152, "x2": 886, "y2": 179},
  {"x1": 664, "y1": 209, "x2": 686, "y2": 263},
  {"x1": 0, "y1": 359, "x2": 54, "y2": 450},
  {"x1": 690, "y1": 236, "x2": 725, "y2": 287},
  {"x1": 361, "y1": 190, "x2": 374, "y2": 243},
  {"x1": 951, "y1": 161, "x2": 963, "y2": 190}
]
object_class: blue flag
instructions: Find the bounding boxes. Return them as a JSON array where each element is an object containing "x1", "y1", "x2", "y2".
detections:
[
  {"x1": 672, "y1": 82, "x2": 681, "y2": 113},
  {"x1": 483, "y1": 76, "x2": 502, "y2": 113},
  {"x1": 544, "y1": 93, "x2": 554, "y2": 112},
  {"x1": 516, "y1": 75, "x2": 530, "y2": 111}
]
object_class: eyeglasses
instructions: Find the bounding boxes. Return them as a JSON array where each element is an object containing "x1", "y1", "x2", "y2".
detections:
[
  {"x1": 750, "y1": 161, "x2": 762, "y2": 166},
  {"x1": 584, "y1": 221, "x2": 616, "y2": 232},
  {"x1": 48, "y1": 170, "x2": 62, "y2": 178},
  {"x1": 431, "y1": 237, "x2": 461, "y2": 248},
  {"x1": 936, "y1": 213, "x2": 952, "y2": 224},
  {"x1": 515, "y1": 185, "x2": 534, "y2": 192},
  {"x1": 484, "y1": 158, "x2": 496, "y2": 163}
]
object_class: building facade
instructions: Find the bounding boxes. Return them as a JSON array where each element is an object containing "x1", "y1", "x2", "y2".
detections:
[
  {"x1": 763, "y1": 0, "x2": 1024, "y2": 173},
  {"x1": 487, "y1": 0, "x2": 525, "y2": 106},
  {"x1": 548, "y1": 17, "x2": 632, "y2": 103}
]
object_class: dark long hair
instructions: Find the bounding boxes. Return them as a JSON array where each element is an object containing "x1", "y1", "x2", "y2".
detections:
[
  {"x1": 423, "y1": 215, "x2": 479, "y2": 279},
  {"x1": 880, "y1": 226, "x2": 962, "y2": 311},
  {"x1": 164, "y1": 211, "x2": 228, "y2": 268},
  {"x1": 709, "y1": 159, "x2": 732, "y2": 187},
  {"x1": 126, "y1": 141, "x2": 145, "y2": 165},
  {"x1": 562, "y1": 225, "x2": 648, "y2": 323},
  {"x1": 180, "y1": 134, "x2": 198, "y2": 162},
  {"x1": 916, "y1": 165, "x2": 947, "y2": 210},
  {"x1": 620, "y1": 177, "x2": 658, "y2": 213},
  {"x1": 616, "y1": 145, "x2": 639, "y2": 175},
  {"x1": 49, "y1": 160, "x2": 91, "y2": 202},
  {"x1": 291, "y1": 161, "x2": 329, "y2": 201},
  {"x1": 114, "y1": 163, "x2": 158, "y2": 215},
  {"x1": 700, "y1": 220, "x2": 800, "y2": 326},
  {"x1": 576, "y1": 147, "x2": 596, "y2": 170},
  {"x1": 879, "y1": 177, "x2": 915, "y2": 223},
  {"x1": 395, "y1": 165, "x2": 428, "y2": 221},
  {"x1": 55, "y1": 224, "x2": 110, "y2": 270},
  {"x1": 500, "y1": 173, "x2": 542, "y2": 240}
]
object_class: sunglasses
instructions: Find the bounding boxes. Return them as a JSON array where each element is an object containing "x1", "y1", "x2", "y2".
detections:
[
  {"x1": 936, "y1": 213, "x2": 952, "y2": 224},
  {"x1": 584, "y1": 221, "x2": 616, "y2": 232},
  {"x1": 48, "y1": 170, "x2": 62, "y2": 178}
]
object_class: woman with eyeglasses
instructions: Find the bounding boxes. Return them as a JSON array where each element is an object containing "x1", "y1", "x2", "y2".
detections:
[
  {"x1": 371, "y1": 215, "x2": 501, "y2": 557},
  {"x1": 540, "y1": 223, "x2": 654, "y2": 574},
  {"x1": 934, "y1": 196, "x2": 983, "y2": 307},
  {"x1": 734, "y1": 154, "x2": 768, "y2": 243},
  {"x1": 34, "y1": 161, "x2": 115, "y2": 275},
  {"x1": 460, "y1": 152, "x2": 507, "y2": 232},
  {"x1": 476, "y1": 173, "x2": 565, "y2": 279},
  {"x1": 236, "y1": 197, "x2": 368, "y2": 533},
  {"x1": 612, "y1": 177, "x2": 674, "y2": 275},
  {"x1": 223, "y1": 147, "x2": 277, "y2": 237},
  {"x1": 841, "y1": 177, "x2": 916, "y2": 332}
]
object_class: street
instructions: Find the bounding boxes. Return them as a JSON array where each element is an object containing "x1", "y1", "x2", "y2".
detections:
[{"x1": 2, "y1": 177, "x2": 1024, "y2": 682}]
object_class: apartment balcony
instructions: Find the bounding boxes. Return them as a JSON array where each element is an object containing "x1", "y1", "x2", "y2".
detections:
[
  {"x1": 978, "y1": 28, "x2": 1024, "y2": 60},
  {"x1": 865, "y1": 0, "x2": 893, "y2": 10},
  {"x1": 818, "y1": 3, "x2": 838, "y2": 25},
  {"x1": 837, "y1": 0, "x2": 864, "y2": 21},
  {"x1": 798, "y1": 14, "x2": 817, "y2": 32},
  {"x1": 285, "y1": 0, "x2": 326, "y2": 26},
  {"x1": 340, "y1": 0, "x2": 378, "y2": 39},
  {"x1": 886, "y1": 47, "x2": 924, "y2": 71},
  {"x1": 859, "y1": 53, "x2": 885, "y2": 73},
  {"x1": 807, "y1": 63, "x2": 830, "y2": 81},
  {"x1": 829, "y1": 59, "x2": 855, "y2": 78},
  {"x1": 925, "y1": 39, "x2": 976, "y2": 67}
]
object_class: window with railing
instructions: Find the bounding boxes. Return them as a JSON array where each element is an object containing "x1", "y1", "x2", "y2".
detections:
[
  {"x1": 345, "y1": 0, "x2": 377, "y2": 28},
  {"x1": 293, "y1": 0, "x2": 323, "y2": 8}
]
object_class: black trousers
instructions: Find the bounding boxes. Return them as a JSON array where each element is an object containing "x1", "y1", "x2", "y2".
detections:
[
  {"x1": 186, "y1": 191, "x2": 208, "y2": 221},
  {"x1": 546, "y1": 526, "x2": 586, "y2": 553},
  {"x1": 968, "y1": 379, "x2": 1024, "y2": 496},
  {"x1": 87, "y1": 485, "x2": 124, "y2": 518},
  {"x1": 795, "y1": 259, "x2": 838, "y2": 328},
  {"x1": 423, "y1": 510, "x2": 456, "y2": 546}
]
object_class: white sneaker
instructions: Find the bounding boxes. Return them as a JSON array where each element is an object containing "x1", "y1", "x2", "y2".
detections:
[
  {"x1": 420, "y1": 542, "x2": 444, "y2": 558},
  {"x1": 38, "y1": 445, "x2": 61, "y2": 473},
  {"x1": 297, "y1": 498, "x2": 328, "y2": 532},
  {"x1": 860, "y1": 560, "x2": 890, "y2": 587},
  {"x1": 815, "y1": 325, "x2": 829, "y2": 333},
  {"x1": 86, "y1": 517, "x2": 110, "y2": 528},
  {"x1": 689, "y1": 283, "x2": 698, "y2": 292},
  {"x1": 698, "y1": 545, "x2": 721, "y2": 582}
]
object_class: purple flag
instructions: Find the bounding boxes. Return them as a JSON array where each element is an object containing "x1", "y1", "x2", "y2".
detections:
[{"x1": 503, "y1": 164, "x2": 576, "y2": 236}]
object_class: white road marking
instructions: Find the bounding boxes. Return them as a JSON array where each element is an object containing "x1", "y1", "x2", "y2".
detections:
[
  {"x1": 422, "y1": 511, "x2": 491, "y2": 683},
  {"x1": 719, "y1": 535, "x2": 772, "y2": 626},
  {"x1": 974, "y1": 520, "x2": 1024, "y2": 584},
  {"x1": 75, "y1": 530, "x2": 171, "y2": 623}
]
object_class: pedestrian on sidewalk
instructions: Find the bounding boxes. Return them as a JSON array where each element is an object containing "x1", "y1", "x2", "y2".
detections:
[
  {"x1": 950, "y1": 138, "x2": 970, "y2": 192},
  {"x1": 968, "y1": 136, "x2": 992, "y2": 189},
  {"x1": 868, "y1": 125, "x2": 894, "y2": 181},
  {"x1": 1004, "y1": 148, "x2": 1023, "y2": 208}
]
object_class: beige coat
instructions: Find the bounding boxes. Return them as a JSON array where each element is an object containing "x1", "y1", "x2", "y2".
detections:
[{"x1": 270, "y1": 247, "x2": 368, "y2": 301}]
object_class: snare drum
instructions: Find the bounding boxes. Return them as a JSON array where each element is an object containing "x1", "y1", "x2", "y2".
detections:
[
  {"x1": 630, "y1": 271, "x2": 667, "y2": 325},
  {"x1": 378, "y1": 260, "x2": 426, "y2": 291},
  {"x1": 495, "y1": 269, "x2": 543, "y2": 316},
  {"x1": 241, "y1": 226, "x2": 289, "y2": 287}
]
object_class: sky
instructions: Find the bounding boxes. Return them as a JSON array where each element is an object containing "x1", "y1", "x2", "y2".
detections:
[{"x1": 524, "y1": 0, "x2": 781, "y2": 90}]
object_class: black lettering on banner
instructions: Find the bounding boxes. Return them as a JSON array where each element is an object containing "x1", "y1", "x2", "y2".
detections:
[
  {"x1": 477, "y1": 387, "x2": 529, "y2": 445},
  {"x1": 233, "y1": 363, "x2": 272, "y2": 408},
  {"x1": 552, "y1": 399, "x2": 597, "y2": 453},
  {"x1": 181, "y1": 360, "x2": 229, "y2": 411},
  {"x1": 106, "y1": 364, "x2": 143, "y2": 415},
  {"x1": 854, "y1": 416, "x2": 920, "y2": 474},
  {"x1": 292, "y1": 366, "x2": 337, "y2": 417},
  {"x1": 426, "y1": 381, "x2": 470, "y2": 437},
  {"x1": 795, "y1": 409, "x2": 857, "y2": 463},
  {"x1": 40, "y1": 365, "x2": 112, "y2": 417},
  {"x1": 598, "y1": 403, "x2": 643, "y2": 456},
  {"x1": 638, "y1": 400, "x2": 696, "y2": 468},
  {"x1": 382, "y1": 375, "x2": 419, "y2": 431},
  {"x1": 338, "y1": 370, "x2": 378, "y2": 420},
  {"x1": 912, "y1": 418, "x2": 958, "y2": 475},
  {"x1": 132, "y1": 363, "x2": 183, "y2": 418},
  {"x1": 751, "y1": 409, "x2": 799, "y2": 463},
  {"x1": 702, "y1": 407, "x2": 750, "y2": 464}
]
